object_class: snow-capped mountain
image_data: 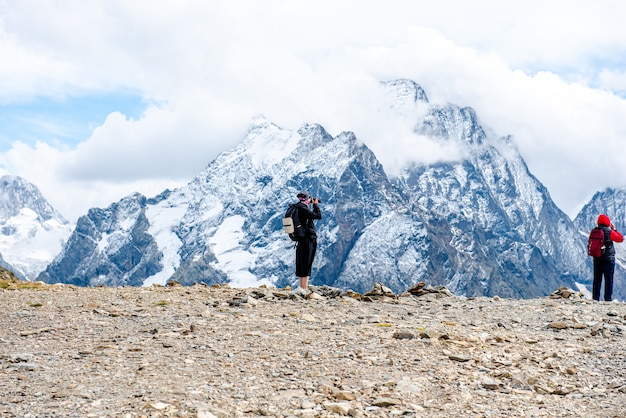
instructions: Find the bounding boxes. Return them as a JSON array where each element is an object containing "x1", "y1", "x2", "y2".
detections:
[
  {"x1": 39, "y1": 118, "x2": 427, "y2": 291},
  {"x1": 38, "y1": 80, "x2": 598, "y2": 298},
  {"x1": 0, "y1": 175, "x2": 73, "y2": 280},
  {"x1": 388, "y1": 80, "x2": 590, "y2": 298},
  {"x1": 574, "y1": 188, "x2": 626, "y2": 233}
]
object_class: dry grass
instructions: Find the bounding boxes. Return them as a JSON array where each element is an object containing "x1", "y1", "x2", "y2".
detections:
[{"x1": 0, "y1": 266, "x2": 47, "y2": 289}]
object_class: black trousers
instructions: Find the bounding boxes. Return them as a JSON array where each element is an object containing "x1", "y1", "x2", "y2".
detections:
[
  {"x1": 593, "y1": 259, "x2": 615, "y2": 301},
  {"x1": 295, "y1": 237, "x2": 317, "y2": 277}
]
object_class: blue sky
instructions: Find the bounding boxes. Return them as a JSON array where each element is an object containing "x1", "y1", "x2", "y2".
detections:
[
  {"x1": 0, "y1": 93, "x2": 146, "y2": 150},
  {"x1": 1, "y1": 0, "x2": 625, "y2": 222}
]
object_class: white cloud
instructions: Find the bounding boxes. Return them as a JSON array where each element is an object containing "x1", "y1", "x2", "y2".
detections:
[
  {"x1": 599, "y1": 69, "x2": 626, "y2": 96},
  {"x1": 0, "y1": 0, "x2": 625, "y2": 222}
]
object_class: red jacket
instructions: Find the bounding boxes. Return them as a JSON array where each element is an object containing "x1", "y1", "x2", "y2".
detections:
[{"x1": 610, "y1": 230, "x2": 624, "y2": 243}]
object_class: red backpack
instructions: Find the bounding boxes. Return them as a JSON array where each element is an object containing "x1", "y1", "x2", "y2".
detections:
[{"x1": 587, "y1": 228, "x2": 606, "y2": 257}]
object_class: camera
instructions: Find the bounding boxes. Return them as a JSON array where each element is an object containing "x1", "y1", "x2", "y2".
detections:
[{"x1": 311, "y1": 197, "x2": 321, "y2": 204}]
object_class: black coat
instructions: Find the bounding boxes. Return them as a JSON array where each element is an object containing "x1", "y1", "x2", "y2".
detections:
[{"x1": 295, "y1": 202, "x2": 322, "y2": 238}]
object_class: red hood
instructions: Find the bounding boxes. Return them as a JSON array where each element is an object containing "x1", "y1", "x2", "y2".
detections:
[{"x1": 597, "y1": 214, "x2": 611, "y2": 227}]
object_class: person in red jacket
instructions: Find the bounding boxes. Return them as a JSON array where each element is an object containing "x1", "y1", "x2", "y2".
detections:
[{"x1": 591, "y1": 214, "x2": 623, "y2": 301}]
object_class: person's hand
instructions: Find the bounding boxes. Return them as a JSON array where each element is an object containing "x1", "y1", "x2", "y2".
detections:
[
  {"x1": 611, "y1": 223, "x2": 615, "y2": 230},
  {"x1": 312, "y1": 198, "x2": 319, "y2": 205}
]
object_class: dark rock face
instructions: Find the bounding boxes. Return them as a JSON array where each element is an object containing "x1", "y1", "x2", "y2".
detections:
[{"x1": 39, "y1": 193, "x2": 161, "y2": 287}]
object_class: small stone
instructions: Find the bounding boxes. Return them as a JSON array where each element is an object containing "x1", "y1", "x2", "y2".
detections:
[
  {"x1": 447, "y1": 354, "x2": 471, "y2": 363},
  {"x1": 146, "y1": 402, "x2": 171, "y2": 410},
  {"x1": 301, "y1": 313, "x2": 317, "y2": 322},
  {"x1": 372, "y1": 397, "x2": 401, "y2": 407},
  {"x1": 482, "y1": 378, "x2": 501, "y2": 390},
  {"x1": 335, "y1": 391, "x2": 356, "y2": 401},
  {"x1": 392, "y1": 331, "x2": 415, "y2": 340},
  {"x1": 323, "y1": 402, "x2": 352, "y2": 415},
  {"x1": 591, "y1": 323, "x2": 604, "y2": 336}
]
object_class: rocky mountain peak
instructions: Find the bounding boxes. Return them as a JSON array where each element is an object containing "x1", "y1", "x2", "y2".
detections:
[
  {"x1": 0, "y1": 175, "x2": 73, "y2": 280},
  {"x1": 382, "y1": 79, "x2": 429, "y2": 104},
  {"x1": 0, "y1": 175, "x2": 67, "y2": 223}
]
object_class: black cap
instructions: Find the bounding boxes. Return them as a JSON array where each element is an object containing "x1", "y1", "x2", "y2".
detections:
[{"x1": 297, "y1": 190, "x2": 310, "y2": 199}]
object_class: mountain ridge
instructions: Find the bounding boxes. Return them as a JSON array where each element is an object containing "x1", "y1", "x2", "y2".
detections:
[
  {"x1": 1, "y1": 79, "x2": 618, "y2": 299},
  {"x1": 0, "y1": 175, "x2": 73, "y2": 280}
]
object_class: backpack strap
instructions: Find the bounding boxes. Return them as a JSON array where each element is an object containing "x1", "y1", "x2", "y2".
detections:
[{"x1": 603, "y1": 226, "x2": 613, "y2": 248}]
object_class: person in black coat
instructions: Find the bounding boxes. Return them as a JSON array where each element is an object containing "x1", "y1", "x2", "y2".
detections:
[{"x1": 294, "y1": 190, "x2": 322, "y2": 290}]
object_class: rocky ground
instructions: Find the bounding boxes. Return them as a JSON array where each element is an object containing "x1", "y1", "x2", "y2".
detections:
[{"x1": 0, "y1": 280, "x2": 625, "y2": 418}]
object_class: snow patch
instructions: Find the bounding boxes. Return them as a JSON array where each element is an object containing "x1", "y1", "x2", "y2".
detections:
[
  {"x1": 98, "y1": 233, "x2": 109, "y2": 253},
  {"x1": 142, "y1": 200, "x2": 188, "y2": 286},
  {"x1": 208, "y1": 215, "x2": 268, "y2": 287},
  {"x1": 0, "y1": 207, "x2": 72, "y2": 279},
  {"x1": 248, "y1": 129, "x2": 298, "y2": 167}
]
